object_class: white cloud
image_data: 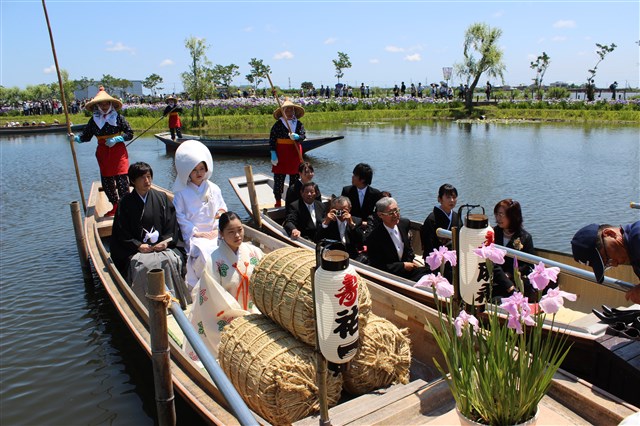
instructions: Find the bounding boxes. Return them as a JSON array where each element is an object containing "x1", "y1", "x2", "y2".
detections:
[
  {"x1": 43, "y1": 64, "x2": 56, "y2": 74},
  {"x1": 493, "y1": 10, "x2": 505, "y2": 18},
  {"x1": 537, "y1": 37, "x2": 546, "y2": 43},
  {"x1": 553, "y1": 20, "x2": 576, "y2": 29},
  {"x1": 159, "y1": 59, "x2": 174, "y2": 67},
  {"x1": 369, "y1": 58, "x2": 380, "y2": 64},
  {"x1": 404, "y1": 53, "x2": 421, "y2": 62},
  {"x1": 244, "y1": 26, "x2": 253, "y2": 32},
  {"x1": 551, "y1": 36, "x2": 568, "y2": 42},
  {"x1": 385, "y1": 45, "x2": 404, "y2": 53},
  {"x1": 324, "y1": 37, "x2": 338, "y2": 45},
  {"x1": 105, "y1": 41, "x2": 135, "y2": 54},
  {"x1": 527, "y1": 54, "x2": 537, "y2": 61},
  {"x1": 274, "y1": 51, "x2": 294, "y2": 60}
]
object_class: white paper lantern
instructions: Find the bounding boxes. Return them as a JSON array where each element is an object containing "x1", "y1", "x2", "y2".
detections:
[
  {"x1": 459, "y1": 213, "x2": 493, "y2": 305},
  {"x1": 314, "y1": 244, "x2": 359, "y2": 364}
]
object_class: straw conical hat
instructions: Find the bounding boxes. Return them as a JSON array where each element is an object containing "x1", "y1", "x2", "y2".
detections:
[
  {"x1": 85, "y1": 86, "x2": 123, "y2": 110},
  {"x1": 273, "y1": 99, "x2": 304, "y2": 120},
  {"x1": 166, "y1": 96, "x2": 178, "y2": 103}
]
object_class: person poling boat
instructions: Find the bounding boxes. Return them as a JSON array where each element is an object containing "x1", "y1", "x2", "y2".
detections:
[
  {"x1": 163, "y1": 96, "x2": 182, "y2": 141},
  {"x1": 571, "y1": 221, "x2": 640, "y2": 303},
  {"x1": 269, "y1": 98, "x2": 306, "y2": 207},
  {"x1": 71, "y1": 86, "x2": 133, "y2": 216}
]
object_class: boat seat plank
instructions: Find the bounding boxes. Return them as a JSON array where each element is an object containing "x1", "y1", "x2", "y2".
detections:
[{"x1": 294, "y1": 379, "x2": 432, "y2": 426}]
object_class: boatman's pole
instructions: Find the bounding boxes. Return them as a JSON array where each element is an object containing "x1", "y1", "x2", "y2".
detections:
[{"x1": 41, "y1": 0, "x2": 86, "y2": 212}]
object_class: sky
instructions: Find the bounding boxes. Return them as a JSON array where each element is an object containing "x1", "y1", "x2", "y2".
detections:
[{"x1": 1, "y1": 1, "x2": 639, "y2": 94}]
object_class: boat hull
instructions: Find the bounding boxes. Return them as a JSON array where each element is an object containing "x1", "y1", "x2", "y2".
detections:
[
  {"x1": 154, "y1": 132, "x2": 344, "y2": 156},
  {"x1": 0, "y1": 123, "x2": 85, "y2": 137}
]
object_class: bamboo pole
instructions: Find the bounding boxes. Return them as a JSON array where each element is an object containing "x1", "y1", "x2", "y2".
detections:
[
  {"x1": 265, "y1": 73, "x2": 303, "y2": 162},
  {"x1": 310, "y1": 266, "x2": 332, "y2": 426},
  {"x1": 125, "y1": 105, "x2": 177, "y2": 148},
  {"x1": 243, "y1": 165, "x2": 262, "y2": 228},
  {"x1": 41, "y1": 0, "x2": 86, "y2": 212},
  {"x1": 147, "y1": 269, "x2": 177, "y2": 426},
  {"x1": 70, "y1": 201, "x2": 90, "y2": 278}
]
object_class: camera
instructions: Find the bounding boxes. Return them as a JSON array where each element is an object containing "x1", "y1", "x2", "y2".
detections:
[{"x1": 335, "y1": 209, "x2": 344, "y2": 217}]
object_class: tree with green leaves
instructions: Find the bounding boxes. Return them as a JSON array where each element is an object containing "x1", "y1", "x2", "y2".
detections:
[
  {"x1": 301, "y1": 81, "x2": 314, "y2": 91},
  {"x1": 142, "y1": 73, "x2": 163, "y2": 97},
  {"x1": 530, "y1": 52, "x2": 550, "y2": 100},
  {"x1": 100, "y1": 74, "x2": 117, "y2": 93},
  {"x1": 75, "y1": 76, "x2": 95, "y2": 92},
  {"x1": 245, "y1": 58, "x2": 270, "y2": 91},
  {"x1": 333, "y1": 52, "x2": 352, "y2": 84},
  {"x1": 181, "y1": 36, "x2": 212, "y2": 126},
  {"x1": 454, "y1": 23, "x2": 506, "y2": 108},
  {"x1": 49, "y1": 69, "x2": 75, "y2": 105},
  {"x1": 586, "y1": 42, "x2": 616, "y2": 101},
  {"x1": 210, "y1": 64, "x2": 240, "y2": 95}
]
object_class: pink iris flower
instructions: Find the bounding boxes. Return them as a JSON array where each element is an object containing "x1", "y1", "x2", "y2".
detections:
[
  {"x1": 414, "y1": 273, "x2": 455, "y2": 298},
  {"x1": 454, "y1": 310, "x2": 480, "y2": 337},
  {"x1": 425, "y1": 246, "x2": 458, "y2": 271},
  {"x1": 500, "y1": 292, "x2": 536, "y2": 334},
  {"x1": 539, "y1": 288, "x2": 577, "y2": 314},
  {"x1": 528, "y1": 261, "x2": 561, "y2": 291},
  {"x1": 473, "y1": 243, "x2": 507, "y2": 265}
]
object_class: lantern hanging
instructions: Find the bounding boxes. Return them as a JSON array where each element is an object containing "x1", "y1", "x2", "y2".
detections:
[
  {"x1": 458, "y1": 206, "x2": 493, "y2": 306},
  {"x1": 314, "y1": 240, "x2": 359, "y2": 364}
]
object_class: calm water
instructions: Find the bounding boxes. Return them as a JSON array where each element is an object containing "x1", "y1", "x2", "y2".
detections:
[{"x1": 1, "y1": 122, "x2": 639, "y2": 425}]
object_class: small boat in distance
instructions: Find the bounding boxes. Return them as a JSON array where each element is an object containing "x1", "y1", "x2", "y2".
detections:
[
  {"x1": 154, "y1": 132, "x2": 344, "y2": 156},
  {"x1": 0, "y1": 123, "x2": 86, "y2": 137}
]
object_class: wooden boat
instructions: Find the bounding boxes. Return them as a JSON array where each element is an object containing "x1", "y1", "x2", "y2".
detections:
[
  {"x1": 154, "y1": 132, "x2": 344, "y2": 156},
  {"x1": 83, "y1": 181, "x2": 638, "y2": 424},
  {"x1": 0, "y1": 123, "x2": 85, "y2": 137},
  {"x1": 229, "y1": 172, "x2": 640, "y2": 405}
]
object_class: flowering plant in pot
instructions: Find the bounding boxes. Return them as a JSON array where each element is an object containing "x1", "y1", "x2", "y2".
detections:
[{"x1": 417, "y1": 243, "x2": 577, "y2": 425}]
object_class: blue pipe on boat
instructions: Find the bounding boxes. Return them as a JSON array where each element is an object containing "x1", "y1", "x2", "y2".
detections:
[
  {"x1": 436, "y1": 228, "x2": 634, "y2": 292},
  {"x1": 168, "y1": 300, "x2": 259, "y2": 426}
]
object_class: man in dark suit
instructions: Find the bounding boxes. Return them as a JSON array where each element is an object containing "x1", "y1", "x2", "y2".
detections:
[
  {"x1": 341, "y1": 163, "x2": 383, "y2": 235},
  {"x1": 317, "y1": 196, "x2": 366, "y2": 261},
  {"x1": 283, "y1": 182, "x2": 325, "y2": 241},
  {"x1": 365, "y1": 197, "x2": 428, "y2": 281}
]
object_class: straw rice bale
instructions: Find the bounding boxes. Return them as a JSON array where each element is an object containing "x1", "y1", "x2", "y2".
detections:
[
  {"x1": 343, "y1": 314, "x2": 411, "y2": 395},
  {"x1": 250, "y1": 247, "x2": 372, "y2": 346},
  {"x1": 218, "y1": 314, "x2": 342, "y2": 425}
]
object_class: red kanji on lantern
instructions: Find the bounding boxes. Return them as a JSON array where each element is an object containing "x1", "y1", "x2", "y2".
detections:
[{"x1": 335, "y1": 273, "x2": 358, "y2": 307}]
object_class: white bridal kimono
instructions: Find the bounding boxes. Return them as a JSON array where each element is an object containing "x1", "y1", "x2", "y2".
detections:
[
  {"x1": 173, "y1": 140, "x2": 227, "y2": 287},
  {"x1": 185, "y1": 241, "x2": 264, "y2": 361}
]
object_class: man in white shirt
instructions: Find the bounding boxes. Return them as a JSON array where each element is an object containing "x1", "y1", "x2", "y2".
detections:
[
  {"x1": 365, "y1": 197, "x2": 428, "y2": 281},
  {"x1": 283, "y1": 182, "x2": 326, "y2": 241}
]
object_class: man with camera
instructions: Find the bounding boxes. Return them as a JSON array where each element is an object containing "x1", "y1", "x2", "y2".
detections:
[{"x1": 317, "y1": 196, "x2": 366, "y2": 261}]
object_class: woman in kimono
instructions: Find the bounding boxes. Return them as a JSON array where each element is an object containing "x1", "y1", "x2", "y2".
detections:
[
  {"x1": 173, "y1": 140, "x2": 227, "y2": 288},
  {"x1": 110, "y1": 162, "x2": 191, "y2": 308},
  {"x1": 73, "y1": 86, "x2": 133, "y2": 216},
  {"x1": 185, "y1": 212, "x2": 264, "y2": 361},
  {"x1": 269, "y1": 99, "x2": 306, "y2": 207}
]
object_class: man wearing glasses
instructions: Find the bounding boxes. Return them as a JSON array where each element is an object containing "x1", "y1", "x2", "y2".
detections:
[
  {"x1": 365, "y1": 197, "x2": 428, "y2": 281},
  {"x1": 571, "y1": 221, "x2": 640, "y2": 303}
]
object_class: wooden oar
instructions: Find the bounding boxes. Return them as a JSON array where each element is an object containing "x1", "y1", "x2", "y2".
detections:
[
  {"x1": 125, "y1": 104, "x2": 177, "y2": 148},
  {"x1": 42, "y1": 0, "x2": 87, "y2": 211},
  {"x1": 265, "y1": 73, "x2": 303, "y2": 162}
]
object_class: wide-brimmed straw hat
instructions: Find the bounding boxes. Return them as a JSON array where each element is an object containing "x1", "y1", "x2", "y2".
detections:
[
  {"x1": 166, "y1": 96, "x2": 178, "y2": 103},
  {"x1": 273, "y1": 99, "x2": 305, "y2": 120},
  {"x1": 84, "y1": 86, "x2": 123, "y2": 110}
]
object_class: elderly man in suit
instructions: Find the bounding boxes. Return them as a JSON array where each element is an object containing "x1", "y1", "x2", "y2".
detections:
[
  {"x1": 284, "y1": 182, "x2": 325, "y2": 241},
  {"x1": 317, "y1": 196, "x2": 366, "y2": 261},
  {"x1": 365, "y1": 197, "x2": 428, "y2": 281},
  {"x1": 341, "y1": 163, "x2": 383, "y2": 235}
]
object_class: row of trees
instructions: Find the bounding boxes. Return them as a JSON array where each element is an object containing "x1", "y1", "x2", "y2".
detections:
[{"x1": 0, "y1": 23, "x2": 618, "y2": 112}]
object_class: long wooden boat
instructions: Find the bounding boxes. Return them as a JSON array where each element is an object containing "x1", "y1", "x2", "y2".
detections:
[
  {"x1": 229, "y1": 172, "x2": 640, "y2": 405},
  {"x1": 154, "y1": 132, "x2": 344, "y2": 156},
  {"x1": 83, "y1": 181, "x2": 638, "y2": 425},
  {"x1": 0, "y1": 123, "x2": 85, "y2": 137}
]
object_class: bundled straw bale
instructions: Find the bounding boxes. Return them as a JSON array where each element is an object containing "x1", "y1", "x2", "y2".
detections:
[
  {"x1": 250, "y1": 247, "x2": 372, "y2": 346},
  {"x1": 218, "y1": 314, "x2": 342, "y2": 425},
  {"x1": 343, "y1": 314, "x2": 411, "y2": 395}
]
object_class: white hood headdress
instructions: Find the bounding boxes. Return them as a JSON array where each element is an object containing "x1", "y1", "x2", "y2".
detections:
[{"x1": 173, "y1": 140, "x2": 213, "y2": 192}]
